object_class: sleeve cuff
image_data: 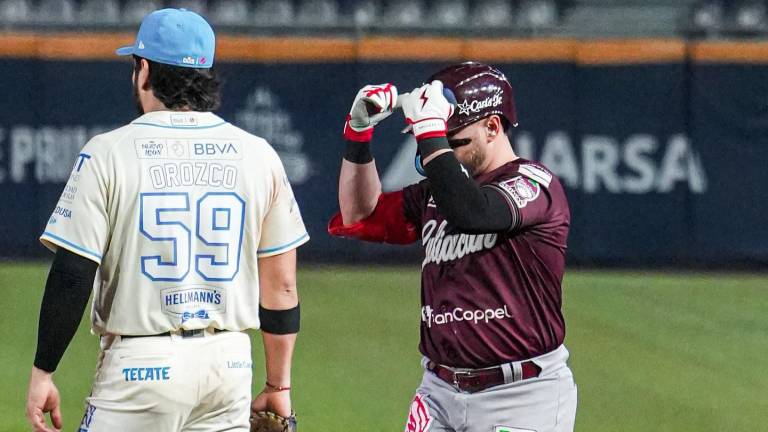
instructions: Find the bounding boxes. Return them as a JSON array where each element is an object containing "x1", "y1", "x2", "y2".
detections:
[
  {"x1": 257, "y1": 232, "x2": 310, "y2": 257},
  {"x1": 40, "y1": 232, "x2": 103, "y2": 264}
]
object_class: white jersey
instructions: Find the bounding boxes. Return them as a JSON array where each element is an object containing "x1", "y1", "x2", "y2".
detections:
[{"x1": 40, "y1": 111, "x2": 309, "y2": 336}]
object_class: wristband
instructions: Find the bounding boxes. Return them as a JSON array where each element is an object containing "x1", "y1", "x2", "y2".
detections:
[
  {"x1": 265, "y1": 381, "x2": 291, "y2": 392},
  {"x1": 417, "y1": 137, "x2": 451, "y2": 161},
  {"x1": 259, "y1": 303, "x2": 300, "y2": 334},
  {"x1": 343, "y1": 141, "x2": 373, "y2": 164},
  {"x1": 411, "y1": 118, "x2": 447, "y2": 141}
]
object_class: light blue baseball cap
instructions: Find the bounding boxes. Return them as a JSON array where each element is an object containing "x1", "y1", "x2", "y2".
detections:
[{"x1": 116, "y1": 8, "x2": 215, "y2": 69}]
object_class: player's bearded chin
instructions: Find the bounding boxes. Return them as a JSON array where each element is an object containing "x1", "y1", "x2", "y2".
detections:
[
  {"x1": 132, "y1": 73, "x2": 144, "y2": 115},
  {"x1": 453, "y1": 141, "x2": 485, "y2": 176}
]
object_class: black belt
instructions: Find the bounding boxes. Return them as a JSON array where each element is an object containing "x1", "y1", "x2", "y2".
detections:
[
  {"x1": 122, "y1": 329, "x2": 228, "y2": 339},
  {"x1": 428, "y1": 360, "x2": 541, "y2": 393}
]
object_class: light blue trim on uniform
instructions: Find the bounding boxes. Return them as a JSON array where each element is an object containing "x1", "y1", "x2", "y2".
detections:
[
  {"x1": 41, "y1": 231, "x2": 103, "y2": 261},
  {"x1": 257, "y1": 233, "x2": 309, "y2": 254},
  {"x1": 130, "y1": 121, "x2": 228, "y2": 130}
]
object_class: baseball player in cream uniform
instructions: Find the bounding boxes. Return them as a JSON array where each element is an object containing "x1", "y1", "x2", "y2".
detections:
[{"x1": 25, "y1": 9, "x2": 307, "y2": 432}]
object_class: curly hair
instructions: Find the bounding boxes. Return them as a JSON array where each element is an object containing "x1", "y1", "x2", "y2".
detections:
[{"x1": 133, "y1": 55, "x2": 221, "y2": 111}]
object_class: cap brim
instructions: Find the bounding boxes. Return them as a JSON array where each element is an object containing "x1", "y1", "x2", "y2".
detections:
[{"x1": 115, "y1": 46, "x2": 135, "y2": 56}]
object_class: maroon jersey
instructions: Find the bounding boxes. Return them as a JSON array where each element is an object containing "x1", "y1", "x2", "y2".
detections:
[{"x1": 402, "y1": 158, "x2": 570, "y2": 368}]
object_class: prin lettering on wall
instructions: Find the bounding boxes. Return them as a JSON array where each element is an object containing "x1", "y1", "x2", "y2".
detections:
[{"x1": 0, "y1": 125, "x2": 114, "y2": 184}]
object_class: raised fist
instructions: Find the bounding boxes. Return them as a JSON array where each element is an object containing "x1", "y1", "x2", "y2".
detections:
[
  {"x1": 344, "y1": 83, "x2": 398, "y2": 142},
  {"x1": 400, "y1": 80, "x2": 455, "y2": 141}
]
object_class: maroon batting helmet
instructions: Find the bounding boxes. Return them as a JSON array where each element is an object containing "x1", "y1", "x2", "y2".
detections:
[{"x1": 428, "y1": 62, "x2": 518, "y2": 134}]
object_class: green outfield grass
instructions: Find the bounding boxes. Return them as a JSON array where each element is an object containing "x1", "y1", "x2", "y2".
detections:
[{"x1": 1, "y1": 263, "x2": 766, "y2": 431}]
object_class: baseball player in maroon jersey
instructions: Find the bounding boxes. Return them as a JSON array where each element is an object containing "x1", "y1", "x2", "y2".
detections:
[{"x1": 329, "y1": 62, "x2": 577, "y2": 432}]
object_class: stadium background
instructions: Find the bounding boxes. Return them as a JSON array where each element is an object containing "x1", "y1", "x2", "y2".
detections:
[{"x1": 0, "y1": 0, "x2": 767, "y2": 430}]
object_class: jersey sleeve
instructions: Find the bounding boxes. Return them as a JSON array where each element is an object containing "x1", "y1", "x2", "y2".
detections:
[
  {"x1": 484, "y1": 164, "x2": 556, "y2": 231},
  {"x1": 257, "y1": 154, "x2": 309, "y2": 257},
  {"x1": 327, "y1": 190, "x2": 419, "y2": 244},
  {"x1": 40, "y1": 138, "x2": 110, "y2": 264}
]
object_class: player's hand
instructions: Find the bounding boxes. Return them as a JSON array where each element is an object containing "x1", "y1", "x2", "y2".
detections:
[
  {"x1": 252, "y1": 387, "x2": 292, "y2": 418},
  {"x1": 26, "y1": 366, "x2": 63, "y2": 432},
  {"x1": 344, "y1": 83, "x2": 398, "y2": 142},
  {"x1": 401, "y1": 80, "x2": 455, "y2": 141}
]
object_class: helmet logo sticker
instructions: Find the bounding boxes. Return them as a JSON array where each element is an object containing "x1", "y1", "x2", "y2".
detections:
[{"x1": 457, "y1": 93, "x2": 504, "y2": 116}]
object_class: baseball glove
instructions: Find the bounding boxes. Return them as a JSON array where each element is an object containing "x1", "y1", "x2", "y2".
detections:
[{"x1": 251, "y1": 411, "x2": 297, "y2": 432}]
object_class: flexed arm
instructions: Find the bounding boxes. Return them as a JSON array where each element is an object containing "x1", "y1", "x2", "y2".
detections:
[
  {"x1": 338, "y1": 84, "x2": 398, "y2": 224},
  {"x1": 331, "y1": 84, "x2": 420, "y2": 244}
]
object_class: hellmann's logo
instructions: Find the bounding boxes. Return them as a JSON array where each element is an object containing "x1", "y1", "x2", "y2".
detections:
[
  {"x1": 457, "y1": 93, "x2": 503, "y2": 116},
  {"x1": 422, "y1": 219, "x2": 497, "y2": 267},
  {"x1": 421, "y1": 305, "x2": 513, "y2": 328}
]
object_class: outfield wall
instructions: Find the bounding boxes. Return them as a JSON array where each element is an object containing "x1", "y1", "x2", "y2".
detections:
[{"x1": 1, "y1": 35, "x2": 766, "y2": 265}]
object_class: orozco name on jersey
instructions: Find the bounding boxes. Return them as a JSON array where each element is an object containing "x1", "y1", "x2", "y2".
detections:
[{"x1": 148, "y1": 162, "x2": 238, "y2": 190}]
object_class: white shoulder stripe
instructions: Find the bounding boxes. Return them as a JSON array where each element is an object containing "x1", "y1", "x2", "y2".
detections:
[{"x1": 518, "y1": 164, "x2": 552, "y2": 187}]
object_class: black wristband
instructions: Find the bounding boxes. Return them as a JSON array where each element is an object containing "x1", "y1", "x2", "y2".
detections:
[
  {"x1": 417, "y1": 137, "x2": 451, "y2": 161},
  {"x1": 259, "y1": 303, "x2": 300, "y2": 335},
  {"x1": 343, "y1": 141, "x2": 373, "y2": 164}
]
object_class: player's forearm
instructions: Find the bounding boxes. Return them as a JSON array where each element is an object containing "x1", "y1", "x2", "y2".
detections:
[
  {"x1": 257, "y1": 250, "x2": 300, "y2": 388},
  {"x1": 261, "y1": 332, "x2": 296, "y2": 388},
  {"x1": 339, "y1": 141, "x2": 382, "y2": 224}
]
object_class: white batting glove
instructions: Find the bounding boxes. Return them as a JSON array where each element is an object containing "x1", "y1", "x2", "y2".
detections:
[
  {"x1": 401, "y1": 80, "x2": 455, "y2": 141},
  {"x1": 344, "y1": 83, "x2": 398, "y2": 142}
]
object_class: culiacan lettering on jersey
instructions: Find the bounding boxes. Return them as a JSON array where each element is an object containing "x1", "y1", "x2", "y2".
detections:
[
  {"x1": 421, "y1": 305, "x2": 513, "y2": 328},
  {"x1": 149, "y1": 162, "x2": 238, "y2": 190},
  {"x1": 122, "y1": 366, "x2": 171, "y2": 382},
  {"x1": 161, "y1": 286, "x2": 226, "y2": 320},
  {"x1": 421, "y1": 220, "x2": 497, "y2": 267}
]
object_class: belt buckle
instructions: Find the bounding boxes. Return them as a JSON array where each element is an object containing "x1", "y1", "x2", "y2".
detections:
[
  {"x1": 180, "y1": 329, "x2": 204, "y2": 338},
  {"x1": 452, "y1": 370, "x2": 472, "y2": 391}
]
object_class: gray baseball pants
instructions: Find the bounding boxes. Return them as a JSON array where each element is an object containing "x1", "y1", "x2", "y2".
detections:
[{"x1": 404, "y1": 345, "x2": 577, "y2": 432}]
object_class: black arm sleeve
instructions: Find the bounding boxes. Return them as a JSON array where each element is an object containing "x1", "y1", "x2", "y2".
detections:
[
  {"x1": 34, "y1": 248, "x2": 98, "y2": 372},
  {"x1": 419, "y1": 137, "x2": 514, "y2": 233}
]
